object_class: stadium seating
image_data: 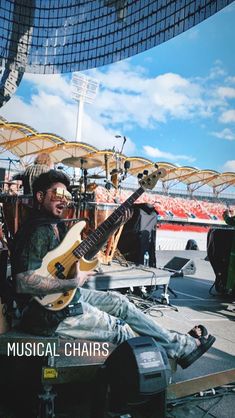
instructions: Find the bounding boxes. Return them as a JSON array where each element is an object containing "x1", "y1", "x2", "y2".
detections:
[{"x1": 94, "y1": 186, "x2": 233, "y2": 224}]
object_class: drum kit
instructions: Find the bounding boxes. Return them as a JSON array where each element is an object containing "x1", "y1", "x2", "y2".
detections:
[
  {"x1": 60, "y1": 155, "x2": 125, "y2": 235},
  {"x1": 0, "y1": 153, "x2": 130, "y2": 240}
]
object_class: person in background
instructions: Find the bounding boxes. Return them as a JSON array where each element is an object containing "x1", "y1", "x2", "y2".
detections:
[
  {"x1": 21, "y1": 153, "x2": 52, "y2": 194},
  {"x1": 185, "y1": 239, "x2": 199, "y2": 250},
  {"x1": 223, "y1": 208, "x2": 235, "y2": 292},
  {"x1": 223, "y1": 208, "x2": 235, "y2": 226}
]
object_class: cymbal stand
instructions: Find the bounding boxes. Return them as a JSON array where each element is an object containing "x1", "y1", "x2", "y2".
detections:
[
  {"x1": 0, "y1": 157, "x2": 20, "y2": 185},
  {"x1": 83, "y1": 168, "x2": 88, "y2": 195},
  {"x1": 111, "y1": 136, "x2": 128, "y2": 192},
  {"x1": 104, "y1": 153, "x2": 113, "y2": 191},
  {"x1": 79, "y1": 159, "x2": 89, "y2": 216}
]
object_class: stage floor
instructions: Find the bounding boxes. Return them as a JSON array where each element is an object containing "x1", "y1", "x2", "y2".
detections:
[{"x1": 94, "y1": 250, "x2": 235, "y2": 383}]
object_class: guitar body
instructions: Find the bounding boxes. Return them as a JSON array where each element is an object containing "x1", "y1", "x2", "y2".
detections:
[{"x1": 34, "y1": 221, "x2": 99, "y2": 311}]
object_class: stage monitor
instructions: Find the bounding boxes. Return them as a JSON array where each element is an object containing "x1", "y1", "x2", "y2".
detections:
[{"x1": 163, "y1": 256, "x2": 196, "y2": 276}]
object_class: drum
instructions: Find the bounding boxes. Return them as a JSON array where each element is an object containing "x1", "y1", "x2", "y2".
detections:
[
  {"x1": 82, "y1": 202, "x2": 119, "y2": 232},
  {"x1": 87, "y1": 182, "x2": 97, "y2": 192},
  {"x1": 0, "y1": 223, "x2": 4, "y2": 243},
  {"x1": 61, "y1": 202, "x2": 80, "y2": 228},
  {"x1": 1, "y1": 195, "x2": 33, "y2": 237}
]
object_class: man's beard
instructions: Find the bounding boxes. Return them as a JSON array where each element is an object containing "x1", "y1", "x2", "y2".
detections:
[{"x1": 40, "y1": 207, "x2": 63, "y2": 219}]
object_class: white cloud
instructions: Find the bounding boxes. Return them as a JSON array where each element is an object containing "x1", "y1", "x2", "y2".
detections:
[
  {"x1": 223, "y1": 160, "x2": 235, "y2": 172},
  {"x1": 88, "y1": 66, "x2": 213, "y2": 128},
  {"x1": 143, "y1": 145, "x2": 195, "y2": 163},
  {"x1": 1, "y1": 60, "x2": 235, "y2": 164},
  {"x1": 1, "y1": 92, "x2": 76, "y2": 139},
  {"x1": 226, "y1": 76, "x2": 235, "y2": 84},
  {"x1": 217, "y1": 86, "x2": 235, "y2": 99},
  {"x1": 219, "y1": 109, "x2": 235, "y2": 123},
  {"x1": 24, "y1": 73, "x2": 72, "y2": 100},
  {"x1": 0, "y1": 88, "x2": 136, "y2": 154},
  {"x1": 211, "y1": 128, "x2": 235, "y2": 141},
  {"x1": 207, "y1": 62, "x2": 227, "y2": 80}
]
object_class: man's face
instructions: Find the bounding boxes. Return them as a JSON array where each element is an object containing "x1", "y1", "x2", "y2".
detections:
[{"x1": 37, "y1": 182, "x2": 71, "y2": 218}]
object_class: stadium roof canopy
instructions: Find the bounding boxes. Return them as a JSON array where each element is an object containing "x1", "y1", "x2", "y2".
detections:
[
  {"x1": 0, "y1": 117, "x2": 96, "y2": 163},
  {"x1": 0, "y1": 117, "x2": 235, "y2": 194}
]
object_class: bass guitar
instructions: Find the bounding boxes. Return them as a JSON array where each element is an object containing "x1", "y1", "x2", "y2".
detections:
[{"x1": 34, "y1": 166, "x2": 166, "y2": 310}]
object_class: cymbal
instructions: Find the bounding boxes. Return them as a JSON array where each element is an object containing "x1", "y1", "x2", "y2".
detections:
[
  {"x1": 61, "y1": 157, "x2": 103, "y2": 169},
  {"x1": 69, "y1": 185, "x2": 81, "y2": 189},
  {"x1": 87, "y1": 174, "x2": 106, "y2": 179},
  {"x1": 0, "y1": 180, "x2": 17, "y2": 184}
]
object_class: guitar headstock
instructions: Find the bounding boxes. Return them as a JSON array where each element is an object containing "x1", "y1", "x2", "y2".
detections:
[{"x1": 139, "y1": 166, "x2": 166, "y2": 191}]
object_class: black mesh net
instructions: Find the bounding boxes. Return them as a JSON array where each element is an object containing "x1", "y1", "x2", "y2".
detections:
[{"x1": 0, "y1": 0, "x2": 233, "y2": 75}]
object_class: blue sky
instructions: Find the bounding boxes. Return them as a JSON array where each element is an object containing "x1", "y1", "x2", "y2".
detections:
[{"x1": 1, "y1": 2, "x2": 235, "y2": 174}]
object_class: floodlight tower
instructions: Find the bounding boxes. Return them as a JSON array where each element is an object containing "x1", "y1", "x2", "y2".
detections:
[{"x1": 72, "y1": 73, "x2": 99, "y2": 142}]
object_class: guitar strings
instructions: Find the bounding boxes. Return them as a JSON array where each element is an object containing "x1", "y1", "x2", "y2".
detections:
[
  {"x1": 43, "y1": 174, "x2": 162, "y2": 281},
  {"x1": 45, "y1": 198, "x2": 136, "y2": 278}
]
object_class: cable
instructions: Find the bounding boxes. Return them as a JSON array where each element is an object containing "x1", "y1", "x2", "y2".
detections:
[
  {"x1": 167, "y1": 385, "x2": 235, "y2": 409},
  {"x1": 200, "y1": 396, "x2": 224, "y2": 418},
  {"x1": 127, "y1": 294, "x2": 170, "y2": 317}
]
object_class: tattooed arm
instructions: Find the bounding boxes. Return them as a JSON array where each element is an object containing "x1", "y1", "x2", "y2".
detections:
[
  {"x1": 15, "y1": 271, "x2": 77, "y2": 295},
  {"x1": 15, "y1": 263, "x2": 95, "y2": 296}
]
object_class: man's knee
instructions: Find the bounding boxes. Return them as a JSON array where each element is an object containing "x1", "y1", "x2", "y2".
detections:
[
  {"x1": 107, "y1": 291, "x2": 132, "y2": 318},
  {"x1": 113, "y1": 320, "x2": 136, "y2": 344}
]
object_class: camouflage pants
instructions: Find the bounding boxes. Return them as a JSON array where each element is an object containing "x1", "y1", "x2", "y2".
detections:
[{"x1": 56, "y1": 288, "x2": 197, "y2": 360}]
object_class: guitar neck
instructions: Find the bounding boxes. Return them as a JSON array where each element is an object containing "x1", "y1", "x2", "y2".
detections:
[{"x1": 73, "y1": 186, "x2": 145, "y2": 259}]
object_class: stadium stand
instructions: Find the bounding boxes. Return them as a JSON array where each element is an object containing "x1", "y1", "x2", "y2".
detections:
[{"x1": 94, "y1": 186, "x2": 234, "y2": 225}]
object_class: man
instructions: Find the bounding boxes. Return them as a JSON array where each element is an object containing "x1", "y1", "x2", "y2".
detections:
[
  {"x1": 223, "y1": 208, "x2": 235, "y2": 226},
  {"x1": 223, "y1": 208, "x2": 235, "y2": 292},
  {"x1": 14, "y1": 153, "x2": 52, "y2": 194},
  {"x1": 12, "y1": 170, "x2": 215, "y2": 369}
]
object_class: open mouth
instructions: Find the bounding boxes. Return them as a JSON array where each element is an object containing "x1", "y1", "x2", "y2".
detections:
[{"x1": 55, "y1": 203, "x2": 66, "y2": 213}]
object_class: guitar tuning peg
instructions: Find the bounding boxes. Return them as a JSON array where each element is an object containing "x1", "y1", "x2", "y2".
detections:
[
  {"x1": 137, "y1": 173, "x2": 143, "y2": 179},
  {"x1": 143, "y1": 170, "x2": 148, "y2": 176}
]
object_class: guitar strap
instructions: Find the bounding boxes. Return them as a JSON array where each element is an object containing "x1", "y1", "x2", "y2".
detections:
[{"x1": 52, "y1": 223, "x2": 61, "y2": 242}]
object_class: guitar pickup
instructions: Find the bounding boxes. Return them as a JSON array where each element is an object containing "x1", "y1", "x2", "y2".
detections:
[
  {"x1": 54, "y1": 262, "x2": 66, "y2": 279},
  {"x1": 55, "y1": 262, "x2": 65, "y2": 272},
  {"x1": 56, "y1": 272, "x2": 66, "y2": 280}
]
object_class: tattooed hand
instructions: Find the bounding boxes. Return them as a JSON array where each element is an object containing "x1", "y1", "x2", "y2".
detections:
[{"x1": 73, "y1": 262, "x2": 95, "y2": 288}]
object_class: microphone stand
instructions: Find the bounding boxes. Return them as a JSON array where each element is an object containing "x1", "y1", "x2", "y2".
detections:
[
  {"x1": 0, "y1": 157, "x2": 20, "y2": 180},
  {"x1": 120, "y1": 136, "x2": 126, "y2": 155}
]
